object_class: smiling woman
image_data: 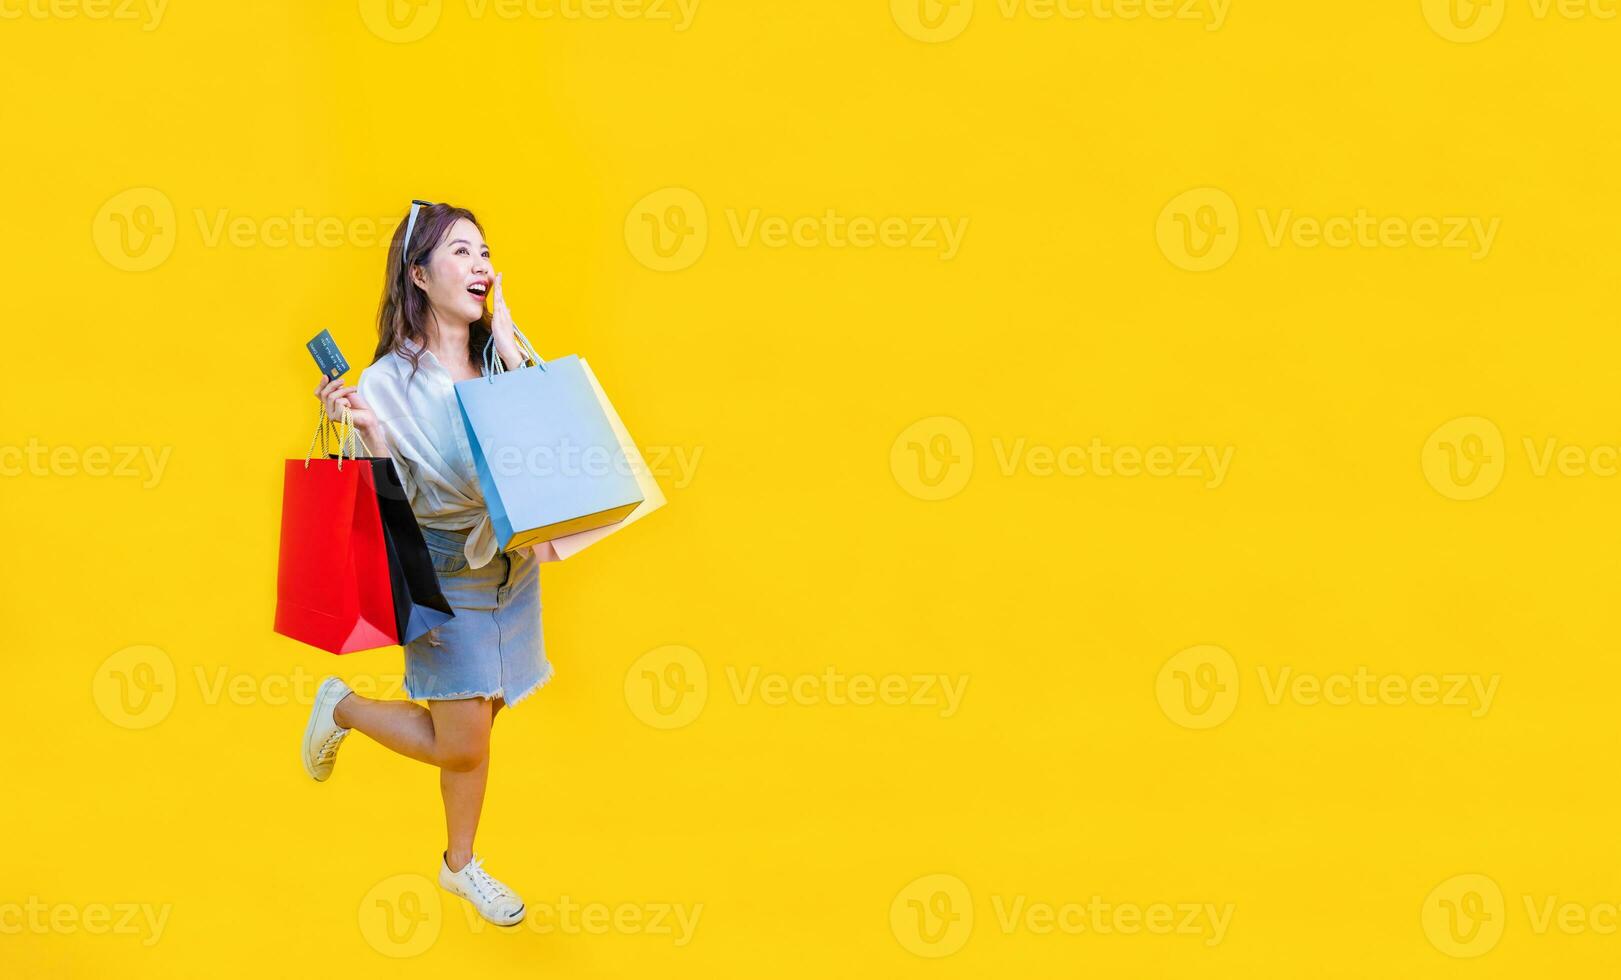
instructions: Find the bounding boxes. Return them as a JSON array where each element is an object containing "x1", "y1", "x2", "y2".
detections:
[
  {"x1": 300, "y1": 201, "x2": 547, "y2": 930},
  {"x1": 370, "y1": 202, "x2": 524, "y2": 377}
]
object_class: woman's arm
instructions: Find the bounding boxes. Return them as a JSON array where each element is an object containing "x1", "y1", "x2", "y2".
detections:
[{"x1": 353, "y1": 417, "x2": 386, "y2": 458}]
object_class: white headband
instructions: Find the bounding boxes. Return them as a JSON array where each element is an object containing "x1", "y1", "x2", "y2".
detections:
[{"x1": 402, "y1": 199, "x2": 433, "y2": 281}]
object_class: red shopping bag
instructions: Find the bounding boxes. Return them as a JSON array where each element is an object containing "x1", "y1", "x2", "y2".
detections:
[{"x1": 273, "y1": 409, "x2": 399, "y2": 654}]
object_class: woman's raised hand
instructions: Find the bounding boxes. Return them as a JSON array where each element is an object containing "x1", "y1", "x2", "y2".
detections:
[
  {"x1": 491, "y1": 272, "x2": 514, "y2": 341},
  {"x1": 489, "y1": 272, "x2": 528, "y2": 369}
]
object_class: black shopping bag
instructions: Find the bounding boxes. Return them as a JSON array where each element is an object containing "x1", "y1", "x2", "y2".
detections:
[{"x1": 338, "y1": 456, "x2": 455, "y2": 645}]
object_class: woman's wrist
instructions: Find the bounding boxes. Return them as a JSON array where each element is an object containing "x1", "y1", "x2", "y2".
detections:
[
  {"x1": 491, "y1": 329, "x2": 527, "y2": 369},
  {"x1": 354, "y1": 419, "x2": 384, "y2": 453}
]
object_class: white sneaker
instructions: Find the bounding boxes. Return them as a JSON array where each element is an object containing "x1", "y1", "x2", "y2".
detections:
[
  {"x1": 440, "y1": 853, "x2": 526, "y2": 926},
  {"x1": 302, "y1": 676, "x2": 352, "y2": 781}
]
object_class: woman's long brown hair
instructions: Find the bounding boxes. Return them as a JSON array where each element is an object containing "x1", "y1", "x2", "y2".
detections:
[{"x1": 372, "y1": 202, "x2": 494, "y2": 378}]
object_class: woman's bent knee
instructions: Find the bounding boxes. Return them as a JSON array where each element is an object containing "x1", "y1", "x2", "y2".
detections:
[
  {"x1": 427, "y1": 698, "x2": 494, "y2": 771},
  {"x1": 439, "y1": 744, "x2": 488, "y2": 772}
]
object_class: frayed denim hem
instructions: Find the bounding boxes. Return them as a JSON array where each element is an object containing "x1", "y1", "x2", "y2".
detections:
[
  {"x1": 408, "y1": 660, "x2": 554, "y2": 708},
  {"x1": 500, "y1": 661, "x2": 554, "y2": 709}
]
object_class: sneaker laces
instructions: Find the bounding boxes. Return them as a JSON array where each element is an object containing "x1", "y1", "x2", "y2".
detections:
[
  {"x1": 315, "y1": 727, "x2": 347, "y2": 765},
  {"x1": 461, "y1": 856, "x2": 515, "y2": 903}
]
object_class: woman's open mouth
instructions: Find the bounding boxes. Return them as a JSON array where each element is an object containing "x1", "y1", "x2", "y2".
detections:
[{"x1": 466, "y1": 282, "x2": 489, "y2": 301}]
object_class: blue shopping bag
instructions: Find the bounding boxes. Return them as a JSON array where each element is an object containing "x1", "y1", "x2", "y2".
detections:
[{"x1": 455, "y1": 333, "x2": 645, "y2": 552}]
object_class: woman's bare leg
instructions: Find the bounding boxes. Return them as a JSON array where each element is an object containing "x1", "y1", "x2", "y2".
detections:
[
  {"x1": 431, "y1": 698, "x2": 495, "y2": 870},
  {"x1": 331, "y1": 692, "x2": 504, "y2": 868},
  {"x1": 333, "y1": 692, "x2": 434, "y2": 765},
  {"x1": 332, "y1": 692, "x2": 499, "y2": 767}
]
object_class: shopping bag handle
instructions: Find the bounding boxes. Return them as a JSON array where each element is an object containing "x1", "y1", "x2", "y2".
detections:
[
  {"x1": 481, "y1": 326, "x2": 546, "y2": 381},
  {"x1": 304, "y1": 402, "x2": 362, "y2": 469}
]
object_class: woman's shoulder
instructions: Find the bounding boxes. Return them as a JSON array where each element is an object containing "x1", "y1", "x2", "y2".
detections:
[
  {"x1": 358, "y1": 351, "x2": 406, "y2": 405},
  {"x1": 359, "y1": 346, "x2": 408, "y2": 384},
  {"x1": 360, "y1": 343, "x2": 440, "y2": 406}
]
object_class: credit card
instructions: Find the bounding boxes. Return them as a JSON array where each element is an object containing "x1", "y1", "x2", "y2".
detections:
[{"x1": 307, "y1": 329, "x2": 350, "y2": 380}]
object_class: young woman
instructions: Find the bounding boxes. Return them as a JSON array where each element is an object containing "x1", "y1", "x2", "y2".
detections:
[{"x1": 300, "y1": 202, "x2": 546, "y2": 927}]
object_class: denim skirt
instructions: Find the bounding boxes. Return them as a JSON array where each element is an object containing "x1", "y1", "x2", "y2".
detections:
[{"x1": 404, "y1": 525, "x2": 551, "y2": 707}]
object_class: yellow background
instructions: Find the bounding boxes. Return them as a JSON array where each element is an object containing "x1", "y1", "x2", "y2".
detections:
[{"x1": 4, "y1": 0, "x2": 1620, "y2": 975}]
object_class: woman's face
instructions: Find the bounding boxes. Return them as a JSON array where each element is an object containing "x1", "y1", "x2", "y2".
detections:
[{"x1": 412, "y1": 217, "x2": 493, "y2": 325}]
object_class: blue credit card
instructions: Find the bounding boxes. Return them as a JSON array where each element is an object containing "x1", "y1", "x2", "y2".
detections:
[{"x1": 307, "y1": 329, "x2": 350, "y2": 380}]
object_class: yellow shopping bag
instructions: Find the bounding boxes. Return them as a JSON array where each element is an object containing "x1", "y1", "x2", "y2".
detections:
[{"x1": 531, "y1": 358, "x2": 666, "y2": 562}]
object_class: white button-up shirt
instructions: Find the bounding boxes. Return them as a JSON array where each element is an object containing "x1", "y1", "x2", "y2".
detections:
[{"x1": 358, "y1": 339, "x2": 505, "y2": 569}]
